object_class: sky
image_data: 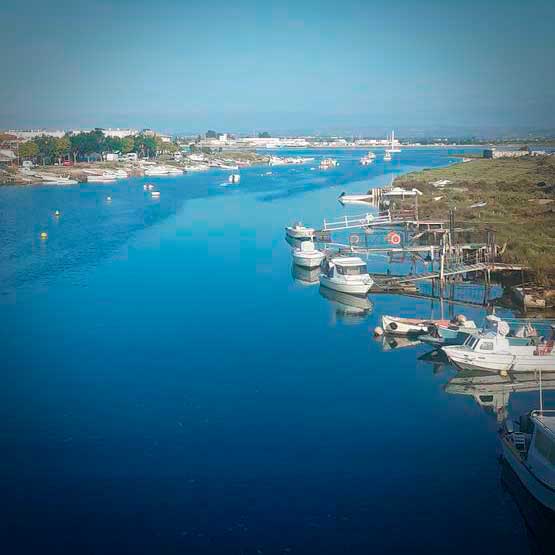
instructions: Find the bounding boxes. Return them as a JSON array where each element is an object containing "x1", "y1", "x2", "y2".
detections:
[{"x1": 2, "y1": 0, "x2": 555, "y2": 136}]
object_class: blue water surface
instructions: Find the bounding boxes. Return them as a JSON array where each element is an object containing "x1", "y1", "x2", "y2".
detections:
[{"x1": 1, "y1": 149, "x2": 551, "y2": 554}]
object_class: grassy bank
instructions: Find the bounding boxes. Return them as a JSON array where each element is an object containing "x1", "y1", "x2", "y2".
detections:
[{"x1": 394, "y1": 156, "x2": 555, "y2": 283}]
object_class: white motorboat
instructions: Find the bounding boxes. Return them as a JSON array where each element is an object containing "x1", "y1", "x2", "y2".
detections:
[
  {"x1": 319, "y1": 158, "x2": 338, "y2": 169},
  {"x1": 500, "y1": 409, "x2": 555, "y2": 511},
  {"x1": 382, "y1": 315, "x2": 453, "y2": 336},
  {"x1": 228, "y1": 173, "x2": 241, "y2": 184},
  {"x1": 360, "y1": 152, "x2": 375, "y2": 166},
  {"x1": 383, "y1": 151, "x2": 392, "y2": 161},
  {"x1": 320, "y1": 256, "x2": 373, "y2": 296},
  {"x1": 442, "y1": 323, "x2": 555, "y2": 373},
  {"x1": 338, "y1": 192, "x2": 374, "y2": 205},
  {"x1": 185, "y1": 164, "x2": 210, "y2": 172},
  {"x1": 144, "y1": 166, "x2": 169, "y2": 176},
  {"x1": 285, "y1": 222, "x2": 315, "y2": 240},
  {"x1": 86, "y1": 173, "x2": 117, "y2": 183},
  {"x1": 292, "y1": 241, "x2": 325, "y2": 268}
]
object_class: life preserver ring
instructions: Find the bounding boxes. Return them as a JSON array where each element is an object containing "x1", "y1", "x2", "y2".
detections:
[
  {"x1": 349, "y1": 234, "x2": 360, "y2": 245},
  {"x1": 389, "y1": 232, "x2": 401, "y2": 245}
]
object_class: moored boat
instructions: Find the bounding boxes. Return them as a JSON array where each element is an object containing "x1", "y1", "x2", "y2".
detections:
[
  {"x1": 500, "y1": 409, "x2": 555, "y2": 512},
  {"x1": 285, "y1": 222, "x2": 315, "y2": 240},
  {"x1": 292, "y1": 241, "x2": 325, "y2": 269},
  {"x1": 320, "y1": 256, "x2": 373, "y2": 296},
  {"x1": 381, "y1": 314, "x2": 451, "y2": 336}
]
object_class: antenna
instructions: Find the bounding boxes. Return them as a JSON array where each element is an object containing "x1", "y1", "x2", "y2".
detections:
[{"x1": 539, "y1": 369, "x2": 544, "y2": 413}]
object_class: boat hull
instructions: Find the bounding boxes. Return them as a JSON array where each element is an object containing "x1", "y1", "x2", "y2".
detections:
[
  {"x1": 501, "y1": 433, "x2": 555, "y2": 512},
  {"x1": 320, "y1": 275, "x2": 373, "y2": 296},
  {"x1": 292, "y1": 252, "x2": 325, "y2": 269},
  {"x1": 382, "y1": 315, "x2": 449, "y2": 336},
  {"x1": 285, "y1": 227, "x2": 314, "y2": 239}
]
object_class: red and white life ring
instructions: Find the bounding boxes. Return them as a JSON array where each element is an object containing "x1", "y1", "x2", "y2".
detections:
[{"x1": 389, "y1": 232, "x2": 401, "y2": 245}]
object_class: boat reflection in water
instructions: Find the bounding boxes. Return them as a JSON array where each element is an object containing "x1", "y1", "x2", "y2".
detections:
[
  {"x1": 417, "y1": 348, "x2": 450, "y2": 374},
  {"x1": 445, "y1": 370, "x2": 555, "y2": 422},
  {"x1": 318, "y1": 286, "x2": 373, "y2": 325},
  {"x1": 380, "y1": 335, "x2": 422, "y2": 352},
  {"x1": 500, "y1": 453, "x2": 555, "y2": 554},
  {"x1": 291, "y1": 263, "x2": 320, "y2": 286}
]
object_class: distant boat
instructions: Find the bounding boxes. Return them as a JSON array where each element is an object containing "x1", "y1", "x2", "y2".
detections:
[
  {"x1": 388, "y1": 130, "x2": 402, "y2": 153},
  {"x1": 383, "y1": 151, "x2": 392, "y2": 162},
  {"x1": 285, "y1": 222, "x2": 315, "y2": 240},
  {"x1": 319, "y1": 158, "x2": 338, "y2": 169},
  {"x1": 228, "y1": 173, "x2": 241, "y2": 184},
  {"x1": 338, "y1": 192, "x2": 374, "y2": 205},
  {"x1": 360, "y1": 152, "x2": 376, "y2": 165}
]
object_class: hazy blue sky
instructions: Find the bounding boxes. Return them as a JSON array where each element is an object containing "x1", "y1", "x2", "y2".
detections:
[{"x1": 2, "y1": 0, "x2": 555, "y2": 135}]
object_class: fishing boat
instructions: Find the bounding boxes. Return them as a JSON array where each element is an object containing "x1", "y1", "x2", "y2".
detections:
[
  {"x1": 292, "y1": 241, "x2": 325, "y2": 269},
  {"x1": 500, "y1": 407, "x2": 555, "y2": 511},
  {"x1": 442, "y1": 323, "x2": 555, "y2": 373},
  {"x1": 421, "y1": 316, "x2": 537, "y2": 348},
  {"x1": 320, "y1": 256, "x2": 373, "y2": 296},
  {"x1": 285, "y1": 222, "x2": 315, "y2": 240},
  {"x1": 383, "y1": 151, "x2": 392, "y2": 162},
  {"x1": 228, "y1": 173, "x2": 241, "y2": 184},
  {"x1": 381, "y1": 315, "x2": 451, "y2": 336}
]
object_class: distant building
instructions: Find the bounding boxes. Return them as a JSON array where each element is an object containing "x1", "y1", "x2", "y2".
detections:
[
  {"x1": 7, "y1": 129, "x2": 66, "y2": 140},
  {"x1": 103, "y1": 128, "x2": 138, "y2": 138},
  {"x1": 483, "y1": 148, "x2": 529, "y2": 159},
  {"x1": 105, "y1": 153, "x2": 119, "y2": 161}
]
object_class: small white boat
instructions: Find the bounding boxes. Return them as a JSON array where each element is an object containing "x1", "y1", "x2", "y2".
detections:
[
  {"x1": 338, "y1": 192, "x2": 373, "y2": 205},
  {"x1": 228, "y1": 173, "x2": 241, "y2": 184},
  {"x1": 500, "y1": 409, "x2": 555, "y2": 511},
  {"x1": 320, "y1": 256, "x2": 373, "y2": 296},
  {"x1": 443, "y1": 323, "x2": 555, "y2": 373},
  {"x1": 292, "y1": 241, "x2": 325, "y2": 269},
  {"x1": 319, "y1": 158, "x2": 338, "y2": 169},
  {"x1": 86, "y1": 174, "x2": 117, "y2": 183},
  {"x1": 285, "y1": 223, "x2": 315, "y2": 240},
  {"x1": 382, "y1": 315, "x2": 452, "y2": 336},
  {"x1": 151, "y1": 191, "x2": 160, "y2": 198}
]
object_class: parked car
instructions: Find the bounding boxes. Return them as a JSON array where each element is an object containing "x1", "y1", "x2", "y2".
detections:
[{"x1": 63, "y1": 160, "x2": 74, "y2": 166}]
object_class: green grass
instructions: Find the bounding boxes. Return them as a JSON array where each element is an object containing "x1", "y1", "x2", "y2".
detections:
[{"x1": 394, "y1": 156, "x2": 555, "y2": 283}]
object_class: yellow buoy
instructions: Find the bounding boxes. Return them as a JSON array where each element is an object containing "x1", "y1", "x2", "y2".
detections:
[
  {"x1": 40, "y1": 232, "x2": 48, "y2": 240},
  {"x1": 500, "y1": 369, "x2": 508, "y2": 377}
]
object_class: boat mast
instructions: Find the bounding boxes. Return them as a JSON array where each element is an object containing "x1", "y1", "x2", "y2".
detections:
[{"x1": 539, "y1": 368, "x2": 544, "y2": 413}]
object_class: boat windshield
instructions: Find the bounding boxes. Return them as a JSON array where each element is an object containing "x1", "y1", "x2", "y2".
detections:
[
  {"x1": 337, "y1": 264, "x2": 367, "y2": 276},
  {"x1": 465, "y1": 337, "x2": 480, "y2": 350}
]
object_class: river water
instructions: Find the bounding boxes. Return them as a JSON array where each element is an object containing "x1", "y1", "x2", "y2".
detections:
[{"x1": 1, "y1": 149, "x2": 552, "y2": 554}]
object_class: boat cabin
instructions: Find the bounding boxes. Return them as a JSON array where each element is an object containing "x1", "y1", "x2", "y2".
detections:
[{"x1": 327, "y1": 257, "x2": 368, "y2": 277}]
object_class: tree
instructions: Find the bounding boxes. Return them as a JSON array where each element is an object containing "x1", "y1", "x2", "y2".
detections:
[
  {"x1": 205, "y1": 130, "x2": 218, "y2": 139},
  {"x1": 54, "y1": 137, "x2": 71, "y2": 163},
  {"x1": 258, "y1": 131, "x2": 271, "y2": 138},
  {"x1": 133, "y1": 134, "x2": 157, "y2": 158},
  {"x1": 19, "y1": 140, "x2": 39, "y2": 162},
  {"x1": 34, "y1": 135, "x2": 58, "y2": 165},
  {"x1": 121, "y1": 136, "x2": 134, "y2": 154}
]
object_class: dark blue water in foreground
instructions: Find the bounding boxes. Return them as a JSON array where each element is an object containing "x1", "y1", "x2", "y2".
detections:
[{"x1": 1, "y1": 149, "x2": 552, "y2": 554}]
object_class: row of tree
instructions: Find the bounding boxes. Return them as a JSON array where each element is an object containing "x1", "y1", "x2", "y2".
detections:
[{"x1": 18, "y1": 129, "x2": 179, "y2": 164}]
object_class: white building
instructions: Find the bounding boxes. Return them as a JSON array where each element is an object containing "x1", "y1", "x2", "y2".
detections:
[
  {"x1": 103, "y1": 128, "x2": 139, "y2": 138},
  {"x1": 7, "y1": 129, "x2": 66, "y2": 140}
]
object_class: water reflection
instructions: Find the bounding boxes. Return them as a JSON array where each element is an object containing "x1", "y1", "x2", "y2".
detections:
[
  {"x1": 318, "y1": 286, "x2": 373, "y2": 324},
  {"x1": 379, "y1": 335, "x2": 422, "y2": 351},
  {"x1": 291, "y1": 263, "x2": 320, "y2": 286},
  {"x1": 445, "y1": 370, "x2": 555, "y2": 422},
  {"x1": 500, "y1": 458, "x2": 555, "y2": 555}
]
